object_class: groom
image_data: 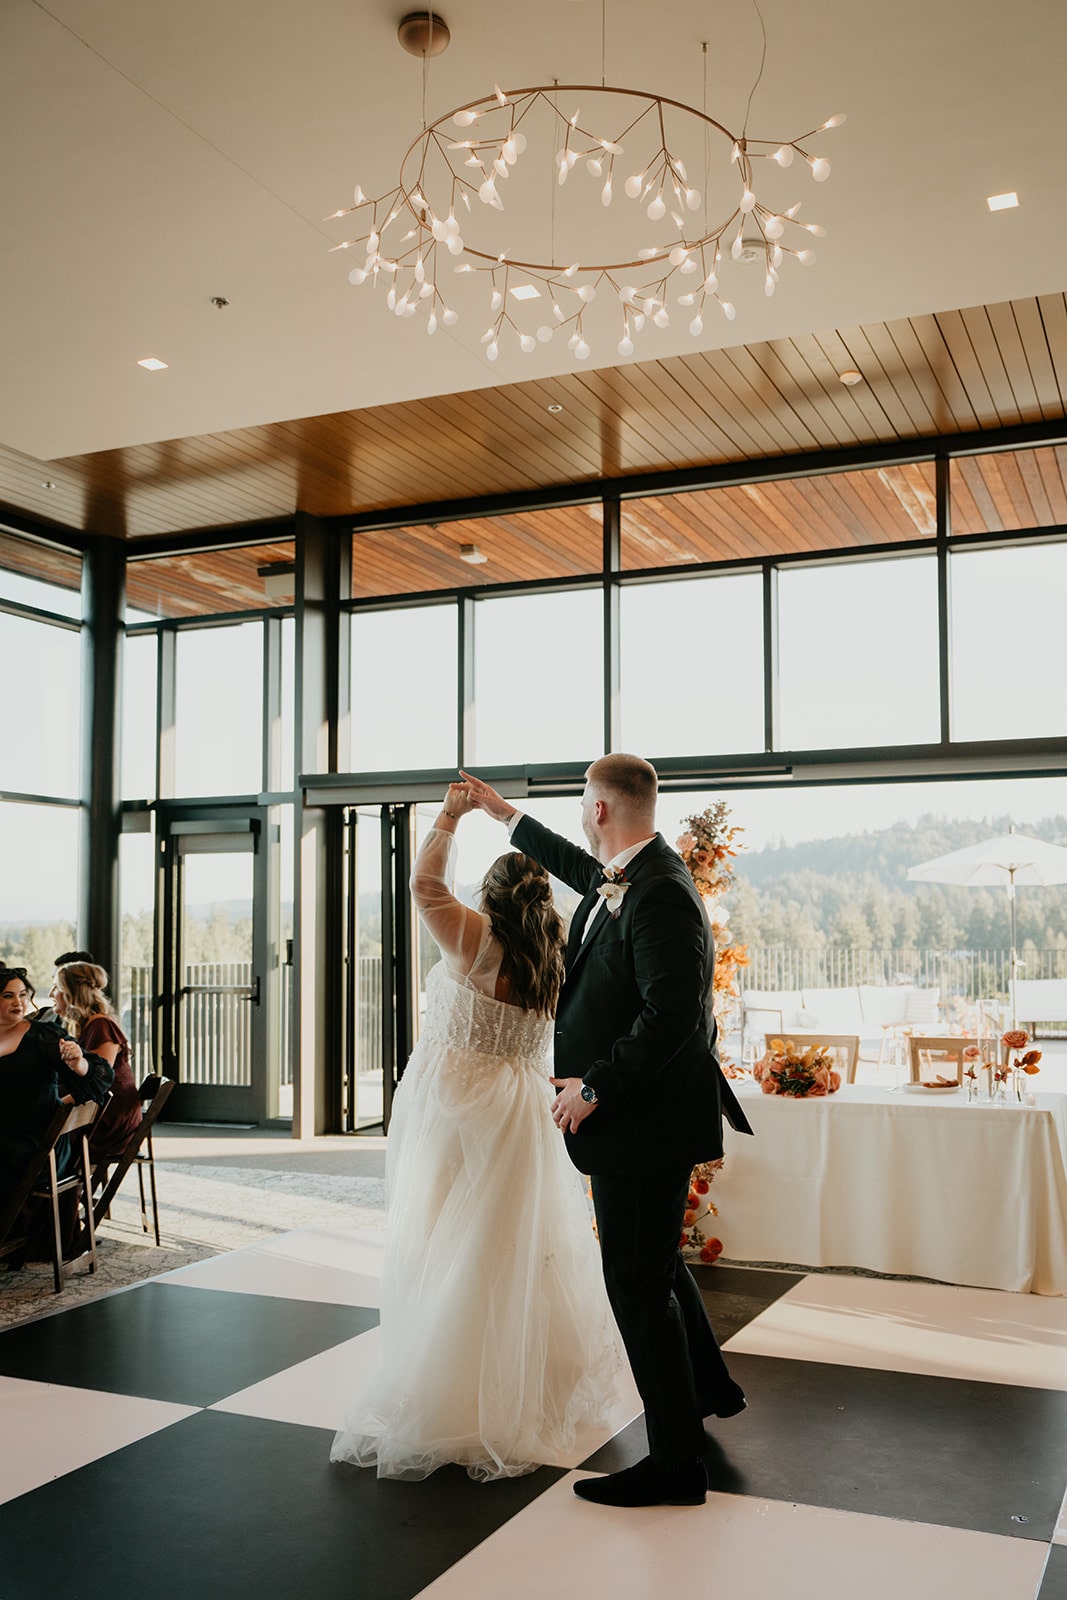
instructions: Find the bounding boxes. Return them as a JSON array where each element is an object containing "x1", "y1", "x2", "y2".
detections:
[{"x1": 462, "y1": 755, "x2": 753, "y2": 1508}]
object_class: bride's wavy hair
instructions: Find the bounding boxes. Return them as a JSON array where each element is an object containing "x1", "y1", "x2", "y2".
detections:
[{"x1": 480, "y1": 852, "x2": 565, "y2": 1018}]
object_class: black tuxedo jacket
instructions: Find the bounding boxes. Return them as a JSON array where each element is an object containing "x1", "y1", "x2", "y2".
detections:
[{"x1": 512, "y1": 815, "x2": 753, "y2": 1176}]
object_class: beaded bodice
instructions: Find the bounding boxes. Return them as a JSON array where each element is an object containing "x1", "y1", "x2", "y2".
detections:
[{"x1": 420, "y1": 962, "x2": 552, "y2": 1070}]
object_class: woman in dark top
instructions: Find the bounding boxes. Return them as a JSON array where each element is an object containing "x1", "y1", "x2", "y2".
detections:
[
  {"x1": 51, "y1": 962, "x2": 141, "y2": 1165},
  {"x1": 0, "y1": 966, "x2": 113, "y2": 1212}
]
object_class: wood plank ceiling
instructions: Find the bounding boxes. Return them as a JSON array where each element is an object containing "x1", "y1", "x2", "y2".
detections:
[{"x1": 0, "y1": 292, "x2": 1062, "y2": 549}]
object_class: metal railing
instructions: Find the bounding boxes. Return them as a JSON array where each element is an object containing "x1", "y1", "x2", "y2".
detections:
[{"x1": 120, "y1": 961, "x2": 295, "y2": 1087}]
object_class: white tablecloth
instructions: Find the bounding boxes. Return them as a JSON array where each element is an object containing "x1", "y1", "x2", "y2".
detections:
[{"x1": 717, "y1": 1082, "x2": 1067, "y2": 1295}]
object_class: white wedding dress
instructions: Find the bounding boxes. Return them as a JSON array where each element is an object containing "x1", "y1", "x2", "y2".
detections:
[{"x1": 331, "y1": 828, "x2": 623, "y2": 1482}]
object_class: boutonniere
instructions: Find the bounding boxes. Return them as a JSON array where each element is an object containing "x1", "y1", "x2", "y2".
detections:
[{"x1": 596, "y1": 866, "x2": 631, "y2": 918}]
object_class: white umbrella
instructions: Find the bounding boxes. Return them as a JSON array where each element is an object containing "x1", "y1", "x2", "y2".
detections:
[{"x1": 907, "y1": 831, "x2": 1067, "y2": 1027}]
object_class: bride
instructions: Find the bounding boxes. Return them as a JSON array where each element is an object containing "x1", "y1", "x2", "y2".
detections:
[{"x1": 331, "y1": 783, "x2": 623, "y2": 1482}]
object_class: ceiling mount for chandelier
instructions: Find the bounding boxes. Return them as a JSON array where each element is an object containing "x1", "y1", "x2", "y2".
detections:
[{"x1": 327, "y1": 9, "x2": 844, "y2": 362}]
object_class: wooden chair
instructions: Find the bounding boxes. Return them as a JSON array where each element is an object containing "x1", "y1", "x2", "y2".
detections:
[
  {"x1": 91, "y1": 1074, "x2": 174, "y2": 1246},
  {"x1": 907, "y1": 1036, "x2": 978, "y2": 1087},
  {"x1": 762, "y1": 1032, "x2": 860, "y2": 1084},
  {"x1": 0, "y1": 1101, "x2": 100, "y2": 1294}
]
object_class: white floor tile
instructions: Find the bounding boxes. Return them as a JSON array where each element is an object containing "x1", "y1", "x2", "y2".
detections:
[
  {"x1": 411, "y1": 1474, "x2": 1048, "y2": 1600},
  {"x1": 211, "y1": 1326, "x2": 641, "y2": 1465},
  {"x1": 211, "y1": 1328, "x2": 382, "y2": 1432},
  {"x1": 724, "y1": 1273, "x2": 1067, "y2": 1388},
  {"x1": 160, "y1": 1226, "x2": 384, "y2": 1307},
  {"x1": 1054, "y1": 1481, "x2": 1067, "y2": 1546},
  {"x1": 0, "y1": 1376, "x2": 197, "y2": 1505}
]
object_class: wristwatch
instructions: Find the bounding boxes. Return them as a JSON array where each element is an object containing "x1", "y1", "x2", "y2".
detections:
[{"x1": 580, "y1": 1083, "x2": 598, "y2": 1105}]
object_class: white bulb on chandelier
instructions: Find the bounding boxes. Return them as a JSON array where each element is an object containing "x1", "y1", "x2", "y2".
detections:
[
  {"x1": 653, "y1": 308, "x2": 670, "y2": 327},
  {"x1": 380, "y1": 258, "x2": 398, "y2": 273},
  {"x1": 637, "y1": 247, "x2": 661, "y2": 260},
  {"x1": 486, "y1": 341, "x2": 499, "y2": 360},
  {"x1": 796, "y1": 248, "x2": 816, "y2": 264},
  {"x1": 491, "y1": 289, "x2": 503, "y2": 310},
  {"x1": 520, "y1": 334, "x2": 536, "y2": 353},
  {"x1": 386, "y1": 287, "x2": 397, "y2": 310},
  {"x1": 481, "y1": 326, "x2": 496, "y2": 343},
  {"x1": 427, "y1": 313, "x2": 437, "y2": 334},
  {"x1": 619, "y1": 285, "x2": 636, "y2": 303},
  {"x1": 804, "y1": 222, "x2": 827, "y2": 237},
  {"x1": 553, "y1": 301, "x2": 566, "y2": 320},
  {"x1": 685, "y1": 188, "x2": 701, "y2": 210},
  {"x1": 464, "y1": 154, "x2": 482, "y2": 168},
  {"x1": 677, "y1": 292, "x2": 696, "y2": 306},
  {"x1": 647, "y1": 194, "x2": 666, "y2": 220},
  {"x1": 446, "y1": 235, "x2": 463, "y2": 254},
  {"x1": 414, "y1": 256, "x2": 425, "y2": 282},
  {"x1": 494, "y1": 157, "x2": 509, "y2": 178},
  {"x1": 453, "y1": 109, "x2": 477, "y2": 126},
  {"x1": 577, "y1": 284, "x2": 596, "y2": 302},
  {"x1": 431, "y1": 217, "x2": 449, "y2": 241},
  {"x1": 513, "y1": 132, "x2": 528, "y2": 154},
  {"x1": 764, "y1": 216, "x2": 784, "y2": 239},
  {"x1": 673, "y1": 157, "x2": 689, "y2": 182},
  {"x1": 567, "y1": 333, "x2": 580, "y2": 350},
  {"x1": 704, "y1": 271, "x2": 718, "y2": 291},
  {"x1": 730, "y1": 235, "x2": 744, "y2": 260},
  {"x1": 537, "y1": 325, "x2": 554, "y2": 342},
  {"x1": 601, "y1": 178, "x2": 613, "y2": 206},
  {"x1": 575, "y1": 339, "x2": 590, "y2": 360},
  {"x1": 348, "y1": 266, "x2": 367, "y2": 284},
  {"x1": 353, "y1": 183, "x2": 367, "y2": 205},
  {"x1": 563, "y1": 262, "x2": 580, "y2": 277},
  {"x1": 367, "y1": 230, "x2": 380, "y2": 255},
  {"x1": 669, "y1": 246, "x2": 688, "y2": 266},
  {"x1": 770, "y1": 244, "x2": 783, "y2": 268},
  {"x1": 822, "y1": 113, "x2": 847, "y2": 129},
  {"x1": 479, "y1": 179, "x2": 500, "y2": 205},
  {"x1": 624, "y1": 173, "x2": 645, "y2": 198},
  {"x1": 764, "y1": 273, "x2": 775, "y2": 296},
  {"x1": 632, "y1": 312, "x2": 646, "y2": 331},
  {"x1": 679, "y1": 256, "x2": 698, "y2": 274},
  {"x1": 618, "y1": 334, "x2": 634, "y2": 357},
  {"x1": 641, "y1": 296, "x2": 657, "y2": 314},
  {"x1": 502, "y1": 138, "x2": 519, "y2": 164},
  {"x1": 740, "y1": 189, "x2": 756, "y2": 212},
  {"x1": 720, "y1": 300, "x2": 736, "y2": 320},
  {"x1": 773, "y1": 146, "x2": 794, "y2": 168},
  {"x1": 446, "y1": 214, "x2": 460, "y2": 234},
  {"x1": 811, "y1": 157, "x2": 831, "y2": 182},
  {"x1": 587, "y1": 157, "x2": 603, "y2": 176},
  {"x1": 441, "y1": 307, "x2": 459, "y2": 326},
  {"x1": 689, "y1": 315, "x2": 703, "y2": 336}
]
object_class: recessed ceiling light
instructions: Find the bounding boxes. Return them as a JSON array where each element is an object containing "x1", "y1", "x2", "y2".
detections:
[
  {"x1": 547, "y1": 402, "x2": 564, "y2": 413},
  {"x1": 41, "y1": 480, "x2": 57, "y2": 490},
  {"x1": 510, "y1": 284, "x2": 541, "y2": 300},
  {"x1": 137, "y1": 357, "x2": 168, "y2": 370},
  {"x1": 839, "y1": 369, "x2": 863, "y2": 386},
  {"x1": 986, "y1": 191, "x2": 1018, "y2": 212}
]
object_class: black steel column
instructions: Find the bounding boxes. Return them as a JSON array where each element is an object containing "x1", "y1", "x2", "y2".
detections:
[{"x1": 80, "y1": 535, "x2": 126, "y2": 981}]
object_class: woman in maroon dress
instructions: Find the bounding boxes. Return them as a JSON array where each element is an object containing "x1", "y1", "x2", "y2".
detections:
[{"x1": 51, "y1": 963, "x2": 142, "y2": 1163}]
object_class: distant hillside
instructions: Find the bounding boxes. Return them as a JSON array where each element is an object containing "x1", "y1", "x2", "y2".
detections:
[{"x1": 729, "y1": 814, "x2": 1067, "y2": 951}]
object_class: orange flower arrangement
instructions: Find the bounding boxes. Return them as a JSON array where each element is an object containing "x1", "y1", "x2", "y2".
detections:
[
  {"x1": 1002, "y1": 1028, "x2": 1041, "y2": 1101},
  {"x1": 679, "y1": 1159, "x2": 725, "y2": 1263},
  {"x1": 754, "y1": 1037, "x2": 842, "y2": 1097}
]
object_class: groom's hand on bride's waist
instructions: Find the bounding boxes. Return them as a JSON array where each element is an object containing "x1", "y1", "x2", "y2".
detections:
[
  {"x1": 459, "y1": 770, "x2": 517, "y2": 825},
  {"x1": 550, "y1": 1077, "x2": 597, "y2": 1134}
]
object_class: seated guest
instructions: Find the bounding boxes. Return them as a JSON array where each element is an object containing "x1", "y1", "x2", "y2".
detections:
[
  {"x1": 51, "y1": 963, "x2": 141, "y2": 1167},
  {"x1": 0, "y1": 965, "x2": 113, "y2": 1216},
  {"x1": 34, "y1": 950, "x2": 99, "y2": 1024}
]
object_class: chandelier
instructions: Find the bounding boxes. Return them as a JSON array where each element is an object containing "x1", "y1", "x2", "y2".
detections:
[{"x1": 327, "y1": 10, "x2": 844, "y2": 363}]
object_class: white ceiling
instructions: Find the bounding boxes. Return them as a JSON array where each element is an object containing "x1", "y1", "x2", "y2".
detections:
[{"x1": 1, "y1": 0, "x2": 1063, "y2": 463}]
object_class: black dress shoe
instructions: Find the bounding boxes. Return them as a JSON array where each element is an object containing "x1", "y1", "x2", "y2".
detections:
[
  {"x1": 573, "y1": 1456, "x2": 707, "y2": 1508},
  {"x1": 699, "y1": 1382, "x2": 747, "y2": 1419}
]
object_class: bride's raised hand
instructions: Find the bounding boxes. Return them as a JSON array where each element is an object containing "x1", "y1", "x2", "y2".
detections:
[{"x1": 442, "y1": 781, "x2": 474, "y2": 819}]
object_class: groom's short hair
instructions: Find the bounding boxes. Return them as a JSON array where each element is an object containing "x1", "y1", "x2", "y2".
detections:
[{"x1": 586, "y1": 753, "x2": 657, "y2": 814}]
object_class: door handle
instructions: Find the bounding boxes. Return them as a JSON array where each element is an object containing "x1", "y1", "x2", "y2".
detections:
[{"x1": 241, "y1": 976, "x2": 261, "y2": 1006}]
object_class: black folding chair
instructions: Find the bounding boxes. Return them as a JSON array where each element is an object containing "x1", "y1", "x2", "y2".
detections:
[
  {"x1": 92, "y1": 1075, "x2": 174, "y2": 1246},
  {"x1": 0, "y1": 1100, "x2": 100, "y2": 1294}
]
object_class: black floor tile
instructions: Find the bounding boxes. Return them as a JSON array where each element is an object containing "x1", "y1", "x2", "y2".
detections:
[
  {"x1": 0, "y1": 1283, "x2": 377, "y2": 1406},
  {"x1": 1039, "y1": 1545, "x2": 1067, "y2": 1599},
  {"x1": 0, "y1": 1409, "x2": 563, "y2": 1600},
  {"x1": 694, "y1": 1262, "x2": 803, "y2": 1345},
  {"x1": 580, "y1": 1351, "x2": 1067, "y2": 1541}
]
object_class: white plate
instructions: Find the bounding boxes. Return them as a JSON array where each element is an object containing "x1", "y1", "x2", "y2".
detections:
[{"x1": 902, "y1": 1082, "x2": 960, "y2": 1094}]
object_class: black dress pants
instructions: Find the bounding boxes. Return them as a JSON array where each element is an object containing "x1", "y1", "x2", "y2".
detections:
[{"x1": 590, "y1": 1165, "x2": 735, "y2": 1464}]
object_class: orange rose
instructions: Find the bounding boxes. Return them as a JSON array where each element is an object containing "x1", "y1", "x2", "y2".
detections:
[
  {"x1": 1002, "y1": 1029, "x2": 1029, "y2": 1050},
  {"x1": 962, "y1": 1045, "x2": 981, "y2": 1061},
  {"x1": 694, "y1": 1178, "x2": 710, "y2": 1194},
  {"x1": 700, "y1": 1237, "x2": 723, "y2": 1263},
  {"x1": 684, "y1": 1209, "x2": 698, "y2": 1227},
  {"x1": 829, "y1": 1070, "x2": 842, "y2": 1092},
  {"x1": 761, "y1": 1076, "x2": 777, "y2": 1094},
  {"x1": 687, "y1": 1192, "x2": 700, "y2": 1209}
]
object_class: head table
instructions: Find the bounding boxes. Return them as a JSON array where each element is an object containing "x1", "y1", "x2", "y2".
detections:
[{"x1": 717, "y1": 1081, "x2": 1067, "y2": 1296}]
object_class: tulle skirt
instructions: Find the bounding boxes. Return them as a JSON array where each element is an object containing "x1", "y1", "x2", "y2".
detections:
[{"x1": 330, "y1": 1037, "x2": 623, "y2": 1481}]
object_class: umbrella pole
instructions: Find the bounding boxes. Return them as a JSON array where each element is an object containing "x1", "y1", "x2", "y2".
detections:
[{"x1": 1009, "y1": 868, "x2": 1018, "y2": 1031}]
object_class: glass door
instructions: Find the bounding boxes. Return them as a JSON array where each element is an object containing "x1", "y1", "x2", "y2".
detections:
[{"x1": 158, "y1": 809, "x2": 271, "y2": 1123}]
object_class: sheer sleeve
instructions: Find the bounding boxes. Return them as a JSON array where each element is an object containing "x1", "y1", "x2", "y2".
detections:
[{"x1": 410, "y1": 828, "x2": 491, "y2": 975}]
